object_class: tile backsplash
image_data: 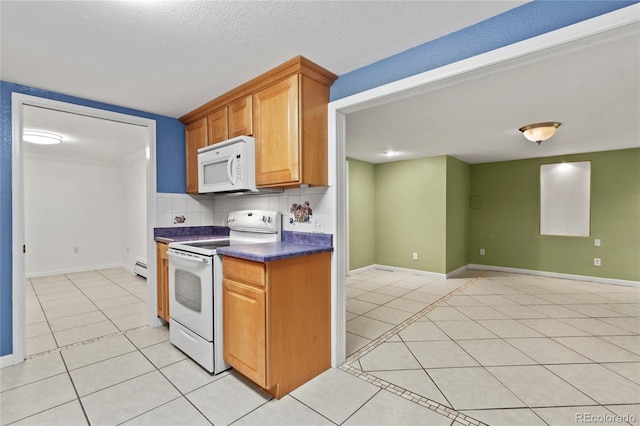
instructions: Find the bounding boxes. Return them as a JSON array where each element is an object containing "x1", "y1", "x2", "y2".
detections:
[
  {"x1": 156, "y1": 193, "x2": 215, "y2": 227},
  {"x1": 156, "y1": 186, "x2": 334, "y2": 233}
]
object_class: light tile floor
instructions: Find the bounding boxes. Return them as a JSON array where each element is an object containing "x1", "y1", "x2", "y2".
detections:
[
  {"x1": 25, "y1": 268, "x2": 149, "y2": 356},
  {"x1": 1, "y1": 326, "x2": 461, "y2": 425},
  {"x1": 345, "y1": 268, "x2": 640, "y2": 426},
  {"x1": 4, "y1": 267, "x2": 638, "y2": 425}
]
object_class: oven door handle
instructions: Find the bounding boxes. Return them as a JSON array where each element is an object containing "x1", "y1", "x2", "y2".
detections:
[{"x1": 167, "y1": 249, "x2": 210, "y2": 264}]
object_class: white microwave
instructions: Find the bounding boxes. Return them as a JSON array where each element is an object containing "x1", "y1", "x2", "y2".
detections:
[{"x1": 198, "y1": 136, "x2": 257, "y2": 193}]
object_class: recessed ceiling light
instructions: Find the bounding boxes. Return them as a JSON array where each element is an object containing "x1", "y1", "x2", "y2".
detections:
[
  {"x1": 23, "y1": 130, "x2": 63, "y2": 145},
  {"x1": 383, "y1": 151, "x2": 398, "y2": 156}
]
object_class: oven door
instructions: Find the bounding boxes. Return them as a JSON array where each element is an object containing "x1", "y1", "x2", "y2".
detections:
[{"x1": 168, "y1": 249, "x2": 214, "y2": 341}]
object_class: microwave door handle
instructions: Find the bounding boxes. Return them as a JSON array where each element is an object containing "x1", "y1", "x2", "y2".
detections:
[{"x1": 227, "y1": 157, "x2": 235, "y2": 185}]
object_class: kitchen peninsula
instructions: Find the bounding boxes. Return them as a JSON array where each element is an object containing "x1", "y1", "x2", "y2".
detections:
[{"x1": 155, "y1": 226, "x2": 333, "y2": 398}]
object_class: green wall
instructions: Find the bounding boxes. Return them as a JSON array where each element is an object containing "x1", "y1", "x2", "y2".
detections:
[
  {"x1": 469, "y1": 149, "x2": 640, "y2": 281},
  {"x1": 375, "y1": 156, "x2": 448, "y2": 274},
  {"x1": 349, "y1": 148, "x2": 638, "y2": 281},
  {"x1": 348, "y1": 159, "x2": 376, "y2": 270},
  {"x1": 446, "y1": 157, "x2": 471, "y2": 272},
  {"x1": 348, "y1": 155, "x2": 471, "y2": 275}
]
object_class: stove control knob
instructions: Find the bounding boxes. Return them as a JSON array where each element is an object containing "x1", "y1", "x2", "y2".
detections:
[
  {"x1": 228, "y1": 214, "x2": 236, "y2": 223},
  {"x1": 267, "y1": 216, "x2": 272, "y2": 223},
  {"x1": 261, "y1": 215, "x2": 267, "y2": 222}
]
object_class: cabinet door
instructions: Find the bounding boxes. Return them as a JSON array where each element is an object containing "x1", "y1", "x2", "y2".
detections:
[
  {"x1": 223, "y1": 279, "x2": 266, "y2": 387},
  {"x1": 207, "y1": 108, "x2": 228, "y2": 145},
  {"x1": 253, "y1": 75, "x2": 299, "y2": 186},
  {"x1": 156, "y1": 242, "x2": 170, "y2": 322},
  {"x1": 185, "y1": 117, "x2": 208, "y2": 193},
  {"x1": 228, "y1": 95, "x2": 253, "y2": 138}
]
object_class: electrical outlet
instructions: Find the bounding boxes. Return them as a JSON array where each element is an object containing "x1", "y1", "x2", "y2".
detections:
[
  {"x1": 480, "y1": 248, "x2": 485, "y2": 256},
  {"x1": 594, "y1": 258, "x2": 601, "y2": 266},
  {"x1": 412, "y1": 252, "x2": 418, "y2": 261},
  {"x1": 594, "y1": 239, "x2": 601, "y2": 247}
]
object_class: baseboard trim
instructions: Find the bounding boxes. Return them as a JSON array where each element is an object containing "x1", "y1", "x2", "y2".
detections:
[
  {"x1": 0, "y1": 352, "x2": 22, "y2": 368},
  {"x1": 349, "y1": 263, "x2": 638, "y2": 287},
  {"x1": 348, "y1": 265, "x2": 376, "y2": 276},
  {"x1": 469, "y1": 264, "x2": 640, "y2": 288},
  {"x1": 26, "y1": 263, "x2": 128, "y2": 279},
  {"x1": 370, "y1": 264, "x2": 447, "y2": 279},
  {"x1": 446, "y1": 264, "x2": 470, "y2": 278}
]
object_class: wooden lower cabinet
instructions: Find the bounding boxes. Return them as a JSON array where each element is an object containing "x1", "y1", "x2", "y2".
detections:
[
  {"x1": 156, "y1": 242, "x2": 170, "y2": 322},
  {"x1": 222, "y1": 280, "x2": 266, "y2": 385},
  {"x1": 222, "y1": 252, "x2": 331, "y2": 398}
]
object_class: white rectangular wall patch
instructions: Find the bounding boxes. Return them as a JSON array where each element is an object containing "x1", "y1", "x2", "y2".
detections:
[{"x1": 540, "y1": 161, "x2": 591, "y2": 237}]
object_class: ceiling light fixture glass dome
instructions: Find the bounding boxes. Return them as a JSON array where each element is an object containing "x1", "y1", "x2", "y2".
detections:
[
  {"x1": 518, "y1": 122, "x2": 562, "y2": 145},
  {"x1": 23, "y1": 130, "x2": 63, "y2": 145}
]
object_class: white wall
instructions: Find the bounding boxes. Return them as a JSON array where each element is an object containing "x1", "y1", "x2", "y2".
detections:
[
  {"x1": 24, "y1": 157, "x2": 123, "y2": 276},
  {"x1": 120, "y1": 153, "x2": 147, "y2": 269},
  {"x1": 156, "y1": 186, "x2": 335, "y2": 235},
  {"x1": 24, "y1": 150, "x2": 148, "y2": 277}
]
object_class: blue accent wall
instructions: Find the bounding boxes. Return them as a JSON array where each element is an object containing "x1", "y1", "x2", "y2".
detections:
[
  {"x1": 1, "y1": 0, "x2": 636, "y2": 358},
  {"x1": 331, "y1": 1, "x2": 638, "y2": 101},
  {"x1": 0, "y1": 81, "x2": 185, "y2": 356}
]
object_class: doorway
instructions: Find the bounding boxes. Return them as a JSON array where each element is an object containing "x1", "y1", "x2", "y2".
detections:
[
  {"x1": 329, "y1": 6, "x2": 638, "y2": 367},
  {"x1": 10, "y1": 94, "x2": 158, "y2": 365}
]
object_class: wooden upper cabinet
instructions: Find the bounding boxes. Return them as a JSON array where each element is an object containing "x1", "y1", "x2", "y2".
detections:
[
  {"x1": 185, "y1": 117, "x2": 207, "y2": 194},
  {"x1": 207, "y1": 107, "x2": 228, "y2": 145},
  {"x1": 228, "y1": 95, "x2": 253, "y2": 138},
  {"x1": 208, "y1": 96, "x2": 252, "y2": 145},
  {"x1": 253, "y1": 75, "x2": 299, "y2": 186},
  {"x1": 180, "y1": 56, "x2": 337, "y2": 189}
]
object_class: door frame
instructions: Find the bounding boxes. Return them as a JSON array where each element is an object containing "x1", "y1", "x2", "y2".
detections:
[
  {"x1": 328, "y1": 4, "x2": 639, "y2": 367},
  {"x1": 5, "y1": 94, "x2": 158, "y2": 367}
]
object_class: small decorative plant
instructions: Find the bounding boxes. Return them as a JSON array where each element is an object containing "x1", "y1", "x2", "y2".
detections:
[{"x1": 290, "y1": 201, "x2": 312, "y2": 223}]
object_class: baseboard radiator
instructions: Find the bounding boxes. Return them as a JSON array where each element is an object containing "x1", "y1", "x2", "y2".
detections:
[{"x1": 134, "y1": 260, "x2": 148, "y2": 279}]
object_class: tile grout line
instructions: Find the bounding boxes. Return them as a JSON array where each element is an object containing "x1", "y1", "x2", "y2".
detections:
[
  {"x1": 339, "y1": 271, "x2": 489, "y2": 426},
  {"x1": 28, "y1": 268, "x2": 149, "y2": 357},
  {"x1": 66, "y1": 272, "x2": 142, "y2": 336},
  {"x1": 27, "y1": 277, "x2": 64, "y2": 352},
  {"x1": 120, "y1": 332, "x2": 217, "y2": 426},
  {"x1": 344, "y1": 272, "x2": 486, "y2": 364},
  {"x1": 25, "y1": 325, "x2": 150, "y2": 360}
]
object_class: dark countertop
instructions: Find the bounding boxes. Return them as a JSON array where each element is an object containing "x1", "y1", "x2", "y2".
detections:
[
  {"x1": 154, "y1": 226, "x2": 333, "y2": 261},
  {"x1": 154, "y1": 226, "x2": 229, "y2": 243},
  {"x1": 155, "y1": 235, "x2": 229, "y2": 244},
  {"x1": 217, "y1": 241, "x2": 332, "y2": 262}
]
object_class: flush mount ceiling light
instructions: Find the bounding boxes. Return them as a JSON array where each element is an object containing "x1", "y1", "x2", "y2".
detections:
[
  {"x1": 23, "y1": 130, "x2": 63, "y2": 145},
  {"x1": 519, "y1": 122, "x2": 562, "y2": 145}
]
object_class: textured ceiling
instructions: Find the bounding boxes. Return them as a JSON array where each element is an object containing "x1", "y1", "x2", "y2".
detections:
[
  {"x1": 8, "y1": 1, "x2": 636, "y2": 167},
  {"x1": 1, "y1": 1, "x2": 525, "y2": 118}
]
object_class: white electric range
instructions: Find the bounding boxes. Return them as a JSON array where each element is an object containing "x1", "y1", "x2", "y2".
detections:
[{"x1": 167, "y1": 210, "x2": 281, "y2": 374}]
